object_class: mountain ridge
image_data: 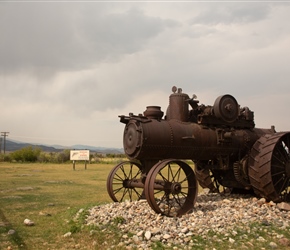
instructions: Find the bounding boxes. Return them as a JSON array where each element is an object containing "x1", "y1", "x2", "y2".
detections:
[{"x1": 2, "y1": 139, "x2": 124, "y2": 154}]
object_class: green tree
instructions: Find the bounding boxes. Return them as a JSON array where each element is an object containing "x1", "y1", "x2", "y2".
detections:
[
  {"x1": 10, "y1": 146, "x2": 41, "y2": 162},
  {"x1": 56, "y1": 150, "x2": 70, "y2": 163}
]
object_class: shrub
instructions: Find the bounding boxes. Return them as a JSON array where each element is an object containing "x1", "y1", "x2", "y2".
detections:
[
  {"x1": 37, "y1": 152, "x2": 50, "y2": 163},
  {"x1": 0, "y1": 153, "x2": 12, "y2": 162},
  {"x1": 56, "y1": 149, "x2": 70, "y2": 163},
  {"x1": 10, "y1": 146, "x2": 41, "y2": 162}
]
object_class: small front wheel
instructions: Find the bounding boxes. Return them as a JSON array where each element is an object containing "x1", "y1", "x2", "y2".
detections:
[{"x1": 107, "y1": 161, "x2": 143, "y2": 202}]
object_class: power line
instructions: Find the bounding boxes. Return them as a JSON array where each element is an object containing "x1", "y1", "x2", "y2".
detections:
[{"x1": 1, "y1": 132, "x2": 9, "y2": 155}]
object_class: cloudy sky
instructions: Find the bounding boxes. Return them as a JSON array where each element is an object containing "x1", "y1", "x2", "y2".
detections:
[{"x1": 1, "y1": 1, "x2": 290, "y2": 148}]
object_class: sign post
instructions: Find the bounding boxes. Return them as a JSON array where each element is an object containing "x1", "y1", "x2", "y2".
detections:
[{"x1": 70, "y1": 150, "x2": 90, "y2": 170}]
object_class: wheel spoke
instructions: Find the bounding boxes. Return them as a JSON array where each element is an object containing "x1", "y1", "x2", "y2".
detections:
[
  {"x1": 158, "y1": 171, "x2": 168, "y2": 183},
  {"x1": 128, "y1": 164, "x2": 132, "y2": 180},
  {"x1": 113, "y1": 186, "x2": 124, "y2": 195},
  {"x1": 174, "y1": 167, "x2": 182, "y2": 182},
  {"x1": 132, "y1": 188, "x2": 142, "y2": 199},
  {"x1": 113, "y1": 173, "x2": 125, "y2": 182},
  {"x1": 156, "y1": 193, "x2": 166, "y2": 206},
  {"x1": 272, "y1": 154, "x2": 286, "y2": 166},
  {"x1": 276, "y1": 144, "x2": 288, "y2": 163},
  {"x1": 132, "y1": 169, "x2": 142, "y2": 179},
  {"x1": 180, "y1": 171, "x2": 194, "y2": 184},
  {"x1": 173, "y1": 193, "x2": 183, "y2": 206},
  {"x1": 273, "y1": 175, "x2": 285, "y2": 187},
  {"x1": 277, "y1": 177, "x2": 289, "y2": 194},
  {"x1": 272, "y1": 163, "x2": 286, "y2": 170},
  {"x1": 271, "y1": 169, "x2": 286, "y2": 177},
  {"x1": 180, "y1": 191, "x2": 195, "y2": 203},
  {"x1": 168, "y1": 163, "x2": 175, "y2": 182},
  {"x1": 128, "y1": 189, "x2": 133, "y2": 201},
  {"x1": 120, "y1": 166, "x2": 128, "y2": 179},
  {"x1": 120, "y1": 188, "x2": 129, "y2": 201}
]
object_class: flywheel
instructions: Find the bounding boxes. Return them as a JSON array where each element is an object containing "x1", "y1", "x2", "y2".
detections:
[
  {"x1": 248, "y1": 132, "x2": 290, "y2": 202},
  {"x1": 213, "y1": 94, "x2": 239, "y2": 123}
]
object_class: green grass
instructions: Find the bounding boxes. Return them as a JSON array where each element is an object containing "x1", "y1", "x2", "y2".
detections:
[
  {"x1": 1, "y1": 162, "x2": 290, "y2": 250},
  {"x1": 0, "y1": 162, "x2": 113, "y2": 250}
]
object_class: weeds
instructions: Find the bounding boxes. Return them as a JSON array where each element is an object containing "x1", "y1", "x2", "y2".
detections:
[{"x1": 113, "y1": 216, "x2": 126, "y2": 225}]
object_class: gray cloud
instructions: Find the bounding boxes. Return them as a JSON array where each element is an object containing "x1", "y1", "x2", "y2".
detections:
[
  {"x1": 0, "y1": 3, "x2": 176, "y2": 75},
  {"x1": 190, "y1": 3, "x2": 271, "y2": 25},
  {"x1": 0, "y1": 2, "x2": 289, "y2": 147}
]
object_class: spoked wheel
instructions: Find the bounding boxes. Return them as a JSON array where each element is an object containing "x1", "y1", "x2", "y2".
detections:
[
  {"x1": 249, "y1": 132, "x2": 290, "y2": 202},
  {"x1": 144, "y1": 159, "x2": 198, "y2": 217},
  {"x1": 107, "y1": 161, "x2": 143, "y2": 202}
]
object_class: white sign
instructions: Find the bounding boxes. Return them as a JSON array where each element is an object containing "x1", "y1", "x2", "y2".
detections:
[{"x1": 70, "y1": 150, "x2": 90, "y2": 161}]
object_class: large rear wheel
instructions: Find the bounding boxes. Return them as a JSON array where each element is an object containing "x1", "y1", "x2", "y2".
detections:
[
  {"x1": 248, "y1": 132, "x2": 290, "y2": 202},
  {"x1": 144, "y1": 159, "x2": 198, "y2": 217}
]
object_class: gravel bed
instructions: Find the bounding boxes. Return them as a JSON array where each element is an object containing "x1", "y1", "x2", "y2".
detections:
[{"x1": 84, "y1": 192, "x2": 290, "y2": 249}]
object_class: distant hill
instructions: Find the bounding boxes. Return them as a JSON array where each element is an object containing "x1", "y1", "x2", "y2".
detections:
[
  {"x1": 73, "y1": 145, "x2": 124, "y2": 154},
  {"x1": 2, "y1": 139, "x2": 124, "y2": 154},
  {"x1": 3, "y1": 140, "x2": 62, "y2": 153},
  {"x1": 54, "y1": 144, "x2": 124, "y2": 154}
]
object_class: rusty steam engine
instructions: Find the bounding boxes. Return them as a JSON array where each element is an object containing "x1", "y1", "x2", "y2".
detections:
[{"x1": 107, "y1": 86, "x2": 290, "y2": 217}]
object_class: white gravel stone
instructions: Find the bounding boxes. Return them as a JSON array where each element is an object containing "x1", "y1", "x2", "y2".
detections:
[
  {"x1": 163, "y1": 234, "x2": 171, "y2": 240},
  {"x1": 144, "y1": 231, "x2": 152, "y2": 240},
  {"x1": 229, "y1": 237, "x2": 235, "y2": 244},
  {"x1": 84, "y1": 193, "x2": 290, "y2": 249},
  {"x1": 63, "y1": 232, "x2": 72, "y2": 238},
  {"x1": 132, "y1": 235, "x2": 139, "y2": 243},
  {"x1": 7, "y1": 229, "x2": 16, "y2": 235},
  {"x1": 181, "y1": 227, "x2": 189, "y2": 233},
  {"x1": 269, "y1": 242, "x2": 278, "y2": 248},
  {"x1": 23, "y1": 219, "x2": 34, "y2": 226},
  {"x1": 257, "y1": 236, "x2": 266, "y2": 242}
]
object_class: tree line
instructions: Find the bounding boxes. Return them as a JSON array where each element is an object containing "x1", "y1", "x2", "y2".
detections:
[{"x1": 0, "y1": 146, "x2": 126, "y2": 163}]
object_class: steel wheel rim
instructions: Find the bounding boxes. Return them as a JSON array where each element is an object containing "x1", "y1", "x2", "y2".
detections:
[
  {"x1": 107, "y1": 161, "x2": 143, "y2": 202},
  {"x1": 271, "y1": 133, "x2": 290, "y2": 201},
  {"x1": 145, "y1": 159, "x2": 198, "y2": 217}
]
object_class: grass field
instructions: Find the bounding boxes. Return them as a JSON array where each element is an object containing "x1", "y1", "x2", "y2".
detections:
[
  {"x1": 1, "y1": 162, "x2": 290, "y2": 250},
  {"x1": 0, "y1": 162, "x2": 115, "y2": 250}
]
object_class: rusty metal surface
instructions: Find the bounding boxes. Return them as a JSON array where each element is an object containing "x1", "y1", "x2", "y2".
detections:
[
  {"x1": 107, "y1": 86, "x2": 290, "y2": 216},
  {"x1": 248, "y1": 132, "x2": 290, "y2": 202},
  {"x1": 122, "y1": 116, "x2": 261, "y2": 162}
]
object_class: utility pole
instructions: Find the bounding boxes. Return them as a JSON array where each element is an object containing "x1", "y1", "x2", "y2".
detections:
[{"x1": 1, "y1": 132, "x2": 9, "y2": 155}]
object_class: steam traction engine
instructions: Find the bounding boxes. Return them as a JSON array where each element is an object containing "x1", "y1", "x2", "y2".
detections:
[{"x1": 107, "y1": 86, "x2": 290, "y2": 217}]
